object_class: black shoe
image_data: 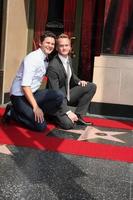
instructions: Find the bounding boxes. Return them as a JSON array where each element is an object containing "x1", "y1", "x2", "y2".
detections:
[
  {"x1": 76, "y1": 115, "x2": 93, "y2": 126},
  {"x1": 1, "y1": 104, "x2": 12, "y2": 124}
]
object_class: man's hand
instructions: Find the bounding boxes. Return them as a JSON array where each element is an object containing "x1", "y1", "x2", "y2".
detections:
[
  {"x1": 67, "y1": 111, "x2": 78, "y2": 123},
  {"x1": 33, "y1": 106, "x2": 44, "y2": 123},
  {"x1": 78, "y1": 80, "x2": 88, "y2": 87}
]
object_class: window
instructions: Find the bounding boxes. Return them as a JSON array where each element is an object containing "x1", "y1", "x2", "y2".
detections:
[{"x1": 102, "y1": 0, "x2": 133, "y2": 55}]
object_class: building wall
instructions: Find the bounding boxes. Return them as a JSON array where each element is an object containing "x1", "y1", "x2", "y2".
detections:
[
  {"x1": 93, "y1": 55, "x2": 133, "y2": 106},
  {"x1": 2, "y1": 0, "x2": 29, "y2": 102},
  {"x1": 1, "y1": 1, "x2": 133, "y2": 117}
]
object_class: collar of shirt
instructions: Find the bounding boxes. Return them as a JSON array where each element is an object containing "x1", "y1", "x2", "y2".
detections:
[
  {"x1": 39, "y1": 48, "x2": 48, "y2": 61},
  {"x1": 58, "y1": 54, "x2": 72, "y2": 77},
  {"x1": 38, "y1": 48, "x2": 48, "y2": 70},
  {"x1": 58, "y1": 54, "x2": 69, "y2": 65}
]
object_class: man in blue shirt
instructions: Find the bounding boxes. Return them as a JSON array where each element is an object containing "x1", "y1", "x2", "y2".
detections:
[{"x1": 2, "y1": 31, "x2": 64, "y2": 131}]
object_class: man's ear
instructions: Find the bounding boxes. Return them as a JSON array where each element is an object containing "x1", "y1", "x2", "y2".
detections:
[
  {"x1": 38, "y1": 42, "x2": 42, "y2": 47},
  {"x1": 38, "y1": 39, "x2": 42, "y2": 47}
]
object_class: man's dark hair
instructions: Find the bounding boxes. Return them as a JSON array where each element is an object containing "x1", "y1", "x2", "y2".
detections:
[{"x1": 40, "y1": 31, "x2": 56, "y2": 43}]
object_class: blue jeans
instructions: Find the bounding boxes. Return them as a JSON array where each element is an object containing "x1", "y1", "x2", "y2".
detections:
[{"x1": 10, "y1": 89, "x2": 64, "y2": 131}]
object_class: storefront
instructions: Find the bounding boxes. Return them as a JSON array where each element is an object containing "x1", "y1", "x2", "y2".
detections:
[{"x1": 0, "y1": 0, "x2": 133, "y2": 118}]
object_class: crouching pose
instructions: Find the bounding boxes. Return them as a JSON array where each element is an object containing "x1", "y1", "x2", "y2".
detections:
[
  {"x1": 46, "y1": 33, "x2": 97, "y2": 129},
  {"x1": 2, "y1": 31, "x2": 64, "y2": 131}
]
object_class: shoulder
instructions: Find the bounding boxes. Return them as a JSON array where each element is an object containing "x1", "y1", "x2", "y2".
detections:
[
  {"x1": 24, "y1": 49, "x2": 40, "y2": 65},
  {"x1": 49, "y1": 55, "x2": 60, "y2": 64},
  {"x1": 26, "y1": 49, "x2": 39, "y2": 58},
  {"x1": 48, "y1": 55, "x2": 61, "y2": 69},
  {"x1": 47, "y1": 57, "x2": 63, "y2": 77}
]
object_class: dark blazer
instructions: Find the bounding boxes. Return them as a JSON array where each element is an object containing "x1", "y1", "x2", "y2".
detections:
[{"x1": 46, "y1": 54, "x2": 80, "y2": 113}]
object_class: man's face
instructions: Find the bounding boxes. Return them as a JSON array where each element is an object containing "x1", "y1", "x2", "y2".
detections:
[
  {"x1": 56, "y1": 38, "x2": 71, "y2": 57},
  {"x1": 39, "y1": 37, "x2": 55, "y2": 55}
]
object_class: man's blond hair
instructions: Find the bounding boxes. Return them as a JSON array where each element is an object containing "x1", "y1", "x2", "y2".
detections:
[
  {"x1": 57, "y1": 33, "x2": 70, "y2": 40},
  {"x1": 56, "y1": 33, "x2": 71, "y2": 47}
]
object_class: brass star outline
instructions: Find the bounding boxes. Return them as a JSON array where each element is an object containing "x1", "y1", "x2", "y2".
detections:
[{"x1": 65, "y1": 126, "x2": 126, "y2": 143}]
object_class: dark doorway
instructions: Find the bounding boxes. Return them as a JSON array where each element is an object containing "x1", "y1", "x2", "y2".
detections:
[
  {"x1": 46, "y1": 0, "x2": 64, "y2": 36},
  {"x1": 46, "y1": 0, "x2": 64, "y2": 59}
]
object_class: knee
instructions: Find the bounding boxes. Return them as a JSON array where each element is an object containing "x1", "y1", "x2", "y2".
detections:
[
  {"x1": 60, "y1": 119, "x2": 74, "y2": 130},
  {"x1": 56, "y1": 115, "x2": 74, "y2": 130},
  {"x1": 89, "y1": 82, "x2": 97, "y2": 93},
  {"x1": 56, "y1": 91, "x2": 64, "y2": 106},
  {"x1": 35, "y1": 122, "x2": 47, "y2": 132},
  {"x1": 92, "y1": 83, "x2": 97, "y2": 92}
]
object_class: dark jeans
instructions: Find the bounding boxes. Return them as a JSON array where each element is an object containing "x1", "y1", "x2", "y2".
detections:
[{"x1": 10, "y1": 89, "x2": 64, "y2": 132}]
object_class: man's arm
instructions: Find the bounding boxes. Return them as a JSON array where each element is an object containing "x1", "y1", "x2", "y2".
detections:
[
  {"x1": 47, "y1": 65, "x2": 72, "y2": 114},
  {"x1": 46, "y1": 66, "x2": 60, "y2": 90}
]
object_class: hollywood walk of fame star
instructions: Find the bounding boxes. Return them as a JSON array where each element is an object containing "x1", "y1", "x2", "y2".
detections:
[
  {"x1": 66, "y1": 126, "x2": 127, "y2": 143},
  {"x1": 0, "y1": 145, "x2": 13, "y2": 155}
]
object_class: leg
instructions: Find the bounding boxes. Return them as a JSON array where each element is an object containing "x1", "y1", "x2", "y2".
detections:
[
  {"x1": 69, "y1": 82, "x2": 96, "y2": 116},
  {"x1": 10, "y1": 95, "x2": 46, "y2": 132},
  {"x1": 34, "y1": 89, "x2": 64, "y2": 115},
  {"x1": 35, "y1": 89, "x2": 74, "y2": 129},
  {"x1": 53, "y1": 114, "x2": 75, "y2": 130}
]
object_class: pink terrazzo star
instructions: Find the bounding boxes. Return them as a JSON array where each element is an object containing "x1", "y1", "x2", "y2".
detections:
[
  {"x1": 0, "y1": 145, "x2": 13, "y2": 155},
  {"x1": 66, "y1": 126, "x2": 126, "y2": 143}
]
